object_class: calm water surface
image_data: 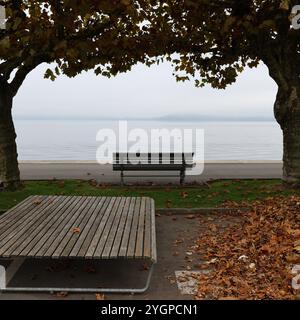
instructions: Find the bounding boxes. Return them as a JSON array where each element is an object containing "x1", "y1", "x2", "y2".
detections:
[{"x1": 15, "y1": 120, "x2": 282, "y2": 161}]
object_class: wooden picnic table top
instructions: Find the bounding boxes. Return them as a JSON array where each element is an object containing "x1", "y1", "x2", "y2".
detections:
[{"x1": 0, "y1": 196, "x2": 156, "y2": 262}]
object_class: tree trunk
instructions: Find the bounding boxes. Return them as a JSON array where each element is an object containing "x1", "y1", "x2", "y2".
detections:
[
  {"x1": 274, "y1": 85, "x2": 300, "y2": 185},
  {"x1": 0, "y1": 85, "x2": 20, "y2": 190}
]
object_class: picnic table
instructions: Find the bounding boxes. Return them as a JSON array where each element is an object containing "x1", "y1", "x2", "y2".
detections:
[{"x1": 0, "y1": 195, "x2": 156, "y2": 293}]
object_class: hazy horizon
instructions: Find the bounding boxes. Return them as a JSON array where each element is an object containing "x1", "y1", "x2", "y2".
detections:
[{"x1": 14, "y1": 114, "x2": 275, "y2": 121}]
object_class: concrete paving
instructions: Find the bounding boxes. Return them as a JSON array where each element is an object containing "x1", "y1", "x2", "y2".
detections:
[
  {"x1": 0, "y1": 213, "x2": 232, "y2": 300},
  {"x1": 19, "y1": 161, "x2": 283, "y2": 184}
]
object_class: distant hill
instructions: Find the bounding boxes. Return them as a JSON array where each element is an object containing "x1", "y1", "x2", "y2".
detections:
[
  {"x1": 14, "y1": 113, "x2": 274, "y2": 122},
  {"x1": 154, "y1": 114, "x2": 274, "y2": 122}
]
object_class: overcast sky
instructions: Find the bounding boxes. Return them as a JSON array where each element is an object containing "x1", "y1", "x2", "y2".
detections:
[{"x1": 13, "y1": 62, "x2": 278, "y2": 121}]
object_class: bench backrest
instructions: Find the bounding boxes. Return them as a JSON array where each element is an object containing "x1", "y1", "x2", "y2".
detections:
[{"x1": 113, "y1": 153, "x2": 194, "y2": 166}]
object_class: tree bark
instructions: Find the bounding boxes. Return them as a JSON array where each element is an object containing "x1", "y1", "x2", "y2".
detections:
[
  {"x1": 0, "y1": 84, "x2": 20, "y2": 190},
  {"x1": 263, "y1": 43, "x2": 300, "y2": 185},
  {"x1": 273, "y1": 85, "x2": 300, "y2": 185}
]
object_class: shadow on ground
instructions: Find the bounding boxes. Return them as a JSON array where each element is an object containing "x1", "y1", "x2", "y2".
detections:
[{"x1": 0, "y1": 213, "x2": 241, "y2": 300}]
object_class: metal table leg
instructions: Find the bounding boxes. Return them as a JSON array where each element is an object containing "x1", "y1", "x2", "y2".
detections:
[{"x1": 0, "y1": 261, "x2": 155, "y2": 294}]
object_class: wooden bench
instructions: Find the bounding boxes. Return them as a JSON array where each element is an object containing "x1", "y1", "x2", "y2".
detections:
[
  {"x1": 0, "y1": 195, "x2": 156, "y2": 293},
  {"x1": 113, "y1": 152, "x2": 195, "y2": 185}
]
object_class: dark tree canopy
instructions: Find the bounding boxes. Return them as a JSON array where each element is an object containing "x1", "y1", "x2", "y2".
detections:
[
  {"x1": 0, "y1": 0, "x2": 158, "y2": 189},
  {"x1": 151, "y1": 0, "x2": 299, "y2": 90},
  {"x1": 0, "y1": 0, "x2": 156, "y2": 96}
]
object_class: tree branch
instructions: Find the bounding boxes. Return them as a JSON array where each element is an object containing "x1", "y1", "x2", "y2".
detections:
[{"x1": 10, "y1": 57, "x2": 48, "y2": 97}]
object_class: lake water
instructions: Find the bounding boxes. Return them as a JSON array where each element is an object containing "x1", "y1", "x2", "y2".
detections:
[{"x1": 14, "y1": 120, "x2": 283, "y2": 161}]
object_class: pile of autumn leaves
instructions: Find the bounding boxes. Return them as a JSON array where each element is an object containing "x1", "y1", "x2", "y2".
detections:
[{"x1": 193, "y1": 196, "x2": 300, "y2": 300}]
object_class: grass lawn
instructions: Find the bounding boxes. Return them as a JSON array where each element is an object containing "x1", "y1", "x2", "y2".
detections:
[{"x1": 1, "y1": 179, "x2": 300, "y2": 211}]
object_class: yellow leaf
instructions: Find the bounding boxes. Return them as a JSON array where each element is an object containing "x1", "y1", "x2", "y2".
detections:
[
  {"x1": 280, "y1": 0, "x2": 290, "y2": 11},
  {"x1": 294, "y1": 246, "x2": 300, "y2": 252},
  {"x1": 95, "y1": 293, "x2": 105, "y2": 300}
]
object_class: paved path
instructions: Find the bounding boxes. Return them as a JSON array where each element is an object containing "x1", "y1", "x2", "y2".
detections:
[{"x1": 19, "y1": 161, "x2": 282, "y2": 184}]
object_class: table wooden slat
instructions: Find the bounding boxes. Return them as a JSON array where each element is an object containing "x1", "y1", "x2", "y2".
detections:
[
  {"x1": 43, "y1": 197, "x2": 88, "y2": 257},
  {"x1": 93, "y1": 197, "x2": 125, "y2": 258},
  {"x1": 21, "y1": 196, "x2": 77, "y2": 257},
  {"x1": 0, "y1": 196, "x2": 35, "y2": 227},
  {"x1": 0, "y1": 196, "x2": 54, "y2": 254},
  {"x1": 77, "y1": 197, "x2": 112, "y2": 258},
  {"x1": 118, "y1": 198, "x2": 136, "y2": 258},
  {"x1": 104, "y1": 197, "x2": 132, "y2": 258},
  {"x1": 150, "y1": 199, "x2": 157, "y2": 262},
  {"x1": 135, "y1": 198, "x2": 147, "y2": 258},
  {"x1": 31, "y1": 196, "x2": 83, "y2": 257},
  {"x1": 126, "y1": 198, "x2": 142, "y2": 258},
  {"x1": 60, "y1": 197, "x2": 100, "y2": 258},
  {"x1": 0, "y1": 196, "x2": 48, "y2": 241},
  {"x1": 69, "y1": 197, "x2": 107, "y2": 258},
  {"x1": 51, "y1": 197, "x2": 94, "y2": 258},
  {"x1": 85, "y1": 197, "x2": 118, "y2": 258},
  {"x1": 3, "y1": 196, "x2": 66, "y2": 257},
  {"x1": 143, "y1": 198, "x2": 152, "y2": 259}
]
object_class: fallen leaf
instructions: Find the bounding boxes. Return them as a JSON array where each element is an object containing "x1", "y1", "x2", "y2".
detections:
[
  {"x1": 95, "y1": 294, "x2": 105, "y2": 300},
  {"x1": 166, "y1": 200, "x2": 172, "y2": 208},
  {"x1": 293, "y1": 246, "x2": 300, "y2": 253},
  {"x1": 140, "y1": 263, "x2": 150, "y2": 271},
  {"x1": 286, "y1": 254, "x2": 300, "y2": 263},
  {"x1": 249, "y1": 263, "x2": 256, "y2": 269},
  {"x1": 260, "y1": 244, "x2": 271, "y2": 254},
  {"x1": 185, "y1": 214, "x2": 196, "y2": 219},
  {"x1": 294, "y1": 240, "x2": 300, "y2": 247},
  {"x1": 181, "y1": 191, "x2": 188, "y2": 199},
  {"x1": 291, "y1": 230, "x2": 300, "y2": 239},
  {"x1": 174, "y1": 239, "x2": 184, "y2": 245},
  {"x1": 238, "y1": 255, "x2": 249, "y2": 261},
  {"x1": 84, "y1": 266, "x2": 96, "y2": 274},
  {"x1": 72, "y1": 227, "x2": 81, "y2": 233},
  {"x1": 56, "y1": 291, "x2": 68, "y2": 298}
]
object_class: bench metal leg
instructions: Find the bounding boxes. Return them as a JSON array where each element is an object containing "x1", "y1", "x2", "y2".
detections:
[
  {"x1": 0, "y1": 262, "x2": 155, "y2": 294},
  {"x1": 180, "y1": 169, "x2": 186, "y2": 185},
  {"x1": 120, "y1": 170, "x2": 125, "y2": 186}
]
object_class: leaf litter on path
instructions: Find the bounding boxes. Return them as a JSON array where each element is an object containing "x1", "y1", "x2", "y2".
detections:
[{"x1": 192, "y1": 196, "x2": 300, "y2": 300}]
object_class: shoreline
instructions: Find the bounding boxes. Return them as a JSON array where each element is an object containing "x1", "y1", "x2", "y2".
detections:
[
  {"x1": 18, "y1": 160, "x2": 283, "y2": 164},
  {"x1": 19, "y1": 161, "x2": 283, "y2": 182}
]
